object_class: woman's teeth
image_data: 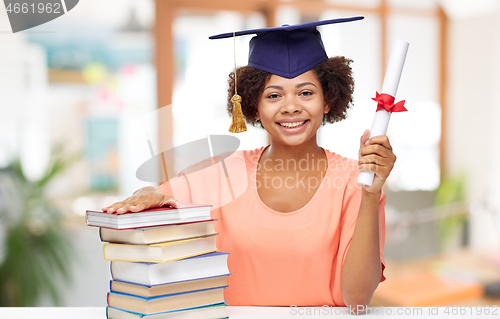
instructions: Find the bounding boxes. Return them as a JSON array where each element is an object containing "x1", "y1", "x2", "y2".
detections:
[{"x1": 278, "y1": 121, "x2": 306, "y2": 128}]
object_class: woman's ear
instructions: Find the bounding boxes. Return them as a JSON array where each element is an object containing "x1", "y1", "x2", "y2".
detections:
[
  {"x1": 323, "y1": 103, "x2": 330, "y2": 114},
  {"x1": 255, "y1": 112, "x2": 260, "y2": 120}
]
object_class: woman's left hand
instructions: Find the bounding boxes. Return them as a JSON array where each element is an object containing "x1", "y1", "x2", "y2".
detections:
[{"x1": 358, "y1": 129, "x2": 396, "y2": 195}]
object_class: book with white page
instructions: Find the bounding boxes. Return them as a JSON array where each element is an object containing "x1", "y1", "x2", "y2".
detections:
[
  {"x1": 107, "y1": 286, "x2": 226, "y2": 315},
  {"x1": 110, "y1": 274, "x2": 229, "y2": 298},
  {"x1": 106, "y1": 303, "x2": 228, "y2": 319},
  {"x1": 111, "y1": 252, "x2": 230, "y2": 286},
  {"x1": 103, "y1": 235, "x2": 218, "y2": 263},
  {"x1": 86, "y1": 203, "x2": 212, "y2": 229},
  {"x1": 99, "y1": 219, "x2": 216, "y2": 245}
]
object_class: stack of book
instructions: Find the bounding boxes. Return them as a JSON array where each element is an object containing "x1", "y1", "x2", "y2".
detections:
[{"x1": 86, "y1": 203, "x2": 230, "y2": 319}]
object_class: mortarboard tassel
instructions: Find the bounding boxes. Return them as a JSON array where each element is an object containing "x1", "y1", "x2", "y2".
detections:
[
  {"x1": 229, "y1": 94, "x2": 246, "y2": 133},
  {"x1": 229, "y1": 32, "x2": 247, "y2": 133}
]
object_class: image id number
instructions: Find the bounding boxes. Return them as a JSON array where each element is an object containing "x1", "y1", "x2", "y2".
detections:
[
  {"x1": 444, "y1": 305, "x2": 498, "y2": 316},
  {"x1": 6, "y1": 2, "x2": 62, "y2": 14}
]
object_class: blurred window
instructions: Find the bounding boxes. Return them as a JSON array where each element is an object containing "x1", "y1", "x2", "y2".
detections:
[{"x1": 162, "y1": 0, "x2": 443, "y2": 191}]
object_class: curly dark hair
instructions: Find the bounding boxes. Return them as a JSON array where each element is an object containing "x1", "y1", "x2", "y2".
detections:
[{"x1": 227, "y1": 56, "x2": 355, "y2": 128}]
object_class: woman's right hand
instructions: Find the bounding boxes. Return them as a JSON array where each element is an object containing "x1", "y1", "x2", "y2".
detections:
[{"x1": 102, "y1": 186, "x2": 178, "y2": 214}]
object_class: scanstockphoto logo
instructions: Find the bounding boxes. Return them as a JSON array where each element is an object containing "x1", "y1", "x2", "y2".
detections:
[{"x1": 3, "y1": 0, "x2": 79, "y2": 33}]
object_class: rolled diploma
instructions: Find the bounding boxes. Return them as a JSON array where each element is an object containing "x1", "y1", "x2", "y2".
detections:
[{"x1": 357, "y1": 40, "x2": 409, "y2": 186}]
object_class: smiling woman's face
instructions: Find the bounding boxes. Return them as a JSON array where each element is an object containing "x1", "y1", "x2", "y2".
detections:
[{"x1": 256, "y1": 69, "x2": 329, "y2": 148}]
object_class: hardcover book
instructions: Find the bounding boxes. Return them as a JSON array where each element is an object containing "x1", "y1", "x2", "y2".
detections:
[
  {"x1": 99, "y1": 219, "x2": 216, "y2": 245},
  {"x1": 106, "y1": 303, "x2": 228, "y2": 319},
  {"x1": 110, "y1": 274, "x2": 229, "y2": 298},
  {"x1": 111, "y1": 252, "x2": 230, "y2": 286},
  {"x1": 103, "y1": 235, "x2": 218, "y2": 263},
  {"x1": 86, "y1": 203, "x2": 212, "y2": 229},
  {"x1": 107, "y1": 287, "x2": 226, "y2": 315}
]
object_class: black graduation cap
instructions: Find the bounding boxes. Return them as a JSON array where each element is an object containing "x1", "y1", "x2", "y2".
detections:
[{"x1": 209, "y1": 16, "x2": 364, "y2": 79}]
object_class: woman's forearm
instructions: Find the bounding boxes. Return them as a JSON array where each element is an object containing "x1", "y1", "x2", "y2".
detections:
[{"x1": 340, "y1": 190, "x2": 382, "y2": 308}]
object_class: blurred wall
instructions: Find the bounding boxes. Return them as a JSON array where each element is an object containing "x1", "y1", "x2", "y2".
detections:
[
  {"x1": 446, "y1": 7, "x2": 500, "y2": 209},
  {"x1": 443, "y1": 3, "x2": 500, "y2": 251}
]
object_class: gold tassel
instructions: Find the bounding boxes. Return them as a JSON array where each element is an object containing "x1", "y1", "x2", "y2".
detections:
[
  {"x1": 229, "y1": 32, "x2": 247, "y2": 133},
  {"x1": 229, "y1": 93, "x2": 246, "y2": 133}
]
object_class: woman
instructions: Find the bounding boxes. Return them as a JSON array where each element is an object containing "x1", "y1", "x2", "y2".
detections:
[{"x1": 103, "y1": 17, "x2": 396, "y2": 309}]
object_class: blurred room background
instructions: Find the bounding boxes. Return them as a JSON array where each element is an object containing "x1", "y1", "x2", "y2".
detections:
[{"x1": 0, "y1": 0, "x2": 499, "y2": 307}]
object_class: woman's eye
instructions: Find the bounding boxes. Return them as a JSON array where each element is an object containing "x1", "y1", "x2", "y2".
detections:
[
  {"x1": 301, "y1": 91, "x2": 313, "y2": 97},
  {"x1": 267, "y1": 93, "x2": 280, "y2": 99}
]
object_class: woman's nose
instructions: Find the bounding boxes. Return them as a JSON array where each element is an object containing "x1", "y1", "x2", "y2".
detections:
[{"x1": 281, "y1": 96, "x2": 302, "y2": 114}]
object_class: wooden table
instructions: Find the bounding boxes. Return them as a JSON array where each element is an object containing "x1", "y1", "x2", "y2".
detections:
[{"x1": 371, "y1": 249, "x2": 500, "y2": 306}]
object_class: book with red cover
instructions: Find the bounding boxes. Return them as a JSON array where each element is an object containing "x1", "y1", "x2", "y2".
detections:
[{"x1": 86, "y1": 203, "x2": 212, "y2": 230}]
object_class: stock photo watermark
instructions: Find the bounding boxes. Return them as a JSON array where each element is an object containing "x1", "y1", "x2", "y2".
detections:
[
  {"x1": 3, "y1": 0, "x2": 79, "y2": 33},
  {"x1": 290, "y1": 305, "x2": 499, "y2": 316},
  {"x1": 249, "y1": 153, "x2": 373, "y2": 193}
]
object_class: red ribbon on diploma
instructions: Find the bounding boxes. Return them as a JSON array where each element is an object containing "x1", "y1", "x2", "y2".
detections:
[{"x1": 372, "y1": 92, "x2": 407, "y2": 113}]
